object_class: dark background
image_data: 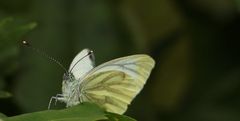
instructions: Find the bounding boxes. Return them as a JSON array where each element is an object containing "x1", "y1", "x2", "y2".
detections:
[{"x1": 0, "y1": 0, "x2": 240, "y2": 121}]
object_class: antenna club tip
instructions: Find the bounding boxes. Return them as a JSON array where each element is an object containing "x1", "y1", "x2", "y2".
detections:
[{"x1": 22, "y1": 40, "x2": 30, "y2": 46}]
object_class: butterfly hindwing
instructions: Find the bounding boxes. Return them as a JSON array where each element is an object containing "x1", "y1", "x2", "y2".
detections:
[{"x1": 78, "y1": 55, "x2": 155, "y2": 114}]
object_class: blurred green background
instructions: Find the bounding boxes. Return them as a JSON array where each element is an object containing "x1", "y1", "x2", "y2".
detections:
[{"x1": 0, "y1": 0, "x2": 240, "y2": 121}]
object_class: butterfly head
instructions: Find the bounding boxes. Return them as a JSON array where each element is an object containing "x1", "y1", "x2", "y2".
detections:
[{"x1": 63, "y1": 72, "x2": 75, "y2": 82}]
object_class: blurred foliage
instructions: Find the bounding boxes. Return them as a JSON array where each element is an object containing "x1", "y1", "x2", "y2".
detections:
[
  {"x1": 0, "y1": 112, "x2": 7, "y2": 118},
  {"x1": 0, "y1": 17, "x2": 36, "y2": 116},
  {"x1": 0, "y1": 91, "x2": 11, "y2": 99},
  {"x1": 0, "y1": 0, "x2": 240, "y2": 121},
  {"x1": 0, "y1": 18, "x2": 36, "y2": 99},
  {"x1": 2, "y1": 103, "x2": 135, "y2": 121},
  {"x1": 0, "y1": 18, "x2": 36, "y2": 73}
]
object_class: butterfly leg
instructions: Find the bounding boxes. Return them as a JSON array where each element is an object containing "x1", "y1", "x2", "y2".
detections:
[
  {"x1": 77, "y1": 88, "x2": 81, "y2": 103},
  {"x1": 54, "y1": 94, "x2": 64, "y2": 105},
  {"x1": 48, "y1": 96, "x2": 57, "y2": 109},
  {"x1": 48, "y1": 94, "x2": 64, "y2": 109}
]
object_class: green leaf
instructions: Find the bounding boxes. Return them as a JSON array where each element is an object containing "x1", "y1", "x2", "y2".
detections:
[
  {"x1": 3, "y1": 103, "x2": 107, "y2": 121},
  {"x1": 0, "y1": 91, "x2": 11, "y2": 98},
  {"x1": 1, "y1": 102, "x2": 136, "y2": 121},
  {"x1": 105, "y1": 113, "x2": 136, "y2": 121}
]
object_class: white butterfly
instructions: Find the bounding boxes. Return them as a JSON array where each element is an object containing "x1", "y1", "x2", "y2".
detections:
[{"x1": 48, "y1": 49, "x2": 155, "y2": 114}]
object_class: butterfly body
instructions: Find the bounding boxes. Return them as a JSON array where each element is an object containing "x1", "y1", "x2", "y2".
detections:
[
  {"x1": 49, "y1": 49, "x2": 155, "y2": 114},
  {"x1": 61, "y1": 73, "x2": 80, "y2": 107}
]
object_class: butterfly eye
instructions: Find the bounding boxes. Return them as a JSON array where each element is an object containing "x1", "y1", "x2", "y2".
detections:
[
  {"x1": 63, "y1": 73, "x2": 69, "y2": 81},
  {"x1": 67, "y1": 73, "x2": 76, "y2": 82}
]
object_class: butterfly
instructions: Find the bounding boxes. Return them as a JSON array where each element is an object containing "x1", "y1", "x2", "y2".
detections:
[{"x1": 48, "y1": 49, "x2": 155, "y2": 114}]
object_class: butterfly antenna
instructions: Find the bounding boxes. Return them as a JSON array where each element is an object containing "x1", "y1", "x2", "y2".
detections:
[{"x1": 22, "y1": 40, "x2": 68, "y2": 73}]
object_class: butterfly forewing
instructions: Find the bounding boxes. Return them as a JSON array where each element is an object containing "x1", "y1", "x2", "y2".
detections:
[
  {"x1": 69, "y1": 49, "x2": 95, "y2": 80},
  {"x1": 79, "y1": 55, "x2": 155, "y2": 114}
]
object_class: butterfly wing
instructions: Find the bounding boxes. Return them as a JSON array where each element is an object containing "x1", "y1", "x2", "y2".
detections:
[
  {"x1": 79, "y1": 54, "x2": 155, "y2": 114},
  {"x1": 69, "y1": 48, "x2": 95, "y2": 80}
]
